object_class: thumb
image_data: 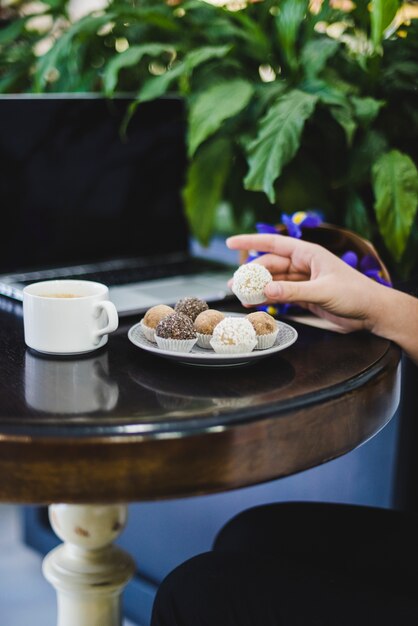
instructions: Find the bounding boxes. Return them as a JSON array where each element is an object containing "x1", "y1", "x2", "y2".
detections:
[{"x1": 265, "y1": 280, "x2": 321, "y2": 304}]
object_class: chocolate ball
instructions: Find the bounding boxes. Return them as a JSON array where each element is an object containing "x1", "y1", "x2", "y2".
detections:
[
  {"x1": 175, "y1": 297, "x2": 209, "y2": 321},
  {"x1": 156, "y1": 313, "x2": 197, "y2": 340}
]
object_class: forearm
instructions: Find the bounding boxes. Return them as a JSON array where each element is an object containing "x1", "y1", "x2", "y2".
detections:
[{"x1": 370, "y1": 285, "x2": 418, "y2": 365}]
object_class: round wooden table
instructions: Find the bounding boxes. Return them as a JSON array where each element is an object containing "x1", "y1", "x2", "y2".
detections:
[{"x1": 0, "y1": 300, "x2": 401, "y2": 626}]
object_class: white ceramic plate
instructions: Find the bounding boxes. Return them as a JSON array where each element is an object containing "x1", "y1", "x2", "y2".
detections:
[{"x1": 128, "y1": 315, "x2": 298, "y2": 367}]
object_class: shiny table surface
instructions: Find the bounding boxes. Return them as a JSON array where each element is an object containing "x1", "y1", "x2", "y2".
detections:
[{"x1": 0, "y1": 298, "x2": 401, "y2": 503}]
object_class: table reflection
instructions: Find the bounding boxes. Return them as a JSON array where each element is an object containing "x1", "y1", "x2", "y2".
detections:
[
  {"x1": 25, "y1": 350, "x2": 119, "y2": 414},
  {"x1": 129, "y1": 357, "x2": 295, "y2": 413}
]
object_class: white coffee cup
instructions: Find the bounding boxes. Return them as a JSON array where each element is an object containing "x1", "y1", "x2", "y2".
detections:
[{"x1": 23, "y1": 279, "x2": 119, "y2": 355}]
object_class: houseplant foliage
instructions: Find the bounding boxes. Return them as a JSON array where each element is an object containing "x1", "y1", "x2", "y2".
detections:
[{"x1": 1, "y1": 0, "x2": 418, "y2": 277}]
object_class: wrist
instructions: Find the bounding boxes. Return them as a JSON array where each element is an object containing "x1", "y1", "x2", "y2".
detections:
[
  {"x1": 369, "y1": 284, "x2": 418, "y2": 362},
  {"x1": 367, "y1": 283, "x2": 395, "y2": 337}
]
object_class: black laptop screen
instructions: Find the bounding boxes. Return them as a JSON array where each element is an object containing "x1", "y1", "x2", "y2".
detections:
[{"x1": 0, "y1": 96, "x2": 188, "y2": 273}]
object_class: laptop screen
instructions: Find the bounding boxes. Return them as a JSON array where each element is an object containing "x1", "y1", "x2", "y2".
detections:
[{"x1": 0, "y1": 95, "x2": 188, "y2": 274}]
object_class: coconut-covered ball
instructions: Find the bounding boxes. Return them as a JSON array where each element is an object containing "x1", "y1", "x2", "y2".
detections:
[
  {"x1": 143, "y1": 304, "x2": 175, "y2": 330},
  {"x1": 232, "y1": 263, "x2": 272, "y2": 305},
  {"x1": 156, "y1": 312, "x2": 197, "y2": 340},
  {"x1": 210, "y1": 317, "x2": 257, "y2": 354},
  {"x1": 247, "y1": 311, "x2": 277, "y2": 335},
  {"x1": 175, "y1": 296, "x2": 209, "y2": 321},
  {"x1": 194, "y1": 309, "x2": 225, "y2": 335}
]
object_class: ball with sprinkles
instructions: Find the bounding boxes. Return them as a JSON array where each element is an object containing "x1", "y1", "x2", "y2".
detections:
[
  {"x1": 232, "y1": 263, "x2": 272, "y2": 305},
  {"x1": 175, "y1": 296, "x2": 209, "y2": 321},
  {"x1": 156, "y1": 313, "x2": 196, "y2": 340},
  {"x1": 155, "y1": 312, "x2": 197, "y2": 353},
  {"x1": 210, "y1": 317, "x2": 257, "y2": 354}
]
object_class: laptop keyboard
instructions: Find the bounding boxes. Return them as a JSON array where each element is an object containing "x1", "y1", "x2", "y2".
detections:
[{"x1": 17, "y1": 258, "x2": 228, "y2": 288}]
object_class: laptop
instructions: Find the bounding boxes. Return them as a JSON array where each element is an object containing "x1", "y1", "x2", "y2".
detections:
[{"x1": 0, "y1": 94, "x2": 235, "y2": 316}]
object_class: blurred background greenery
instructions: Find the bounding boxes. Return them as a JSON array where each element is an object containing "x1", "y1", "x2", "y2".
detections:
[{"x1": 1, "y1": 0, "x2": 418, "y2": 278}]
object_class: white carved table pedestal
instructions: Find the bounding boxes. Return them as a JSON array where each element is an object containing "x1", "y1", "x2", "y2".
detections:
[{"x1": 43, "y1": 504, "x2": 135, "y2": 626}]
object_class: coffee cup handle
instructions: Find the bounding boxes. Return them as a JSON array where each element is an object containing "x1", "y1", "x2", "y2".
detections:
[{"x1": 94, "y1": 301, "x2": 119, "y2": 339}]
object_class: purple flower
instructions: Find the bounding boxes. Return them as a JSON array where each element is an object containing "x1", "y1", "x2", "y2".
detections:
[
  {"x1": 255, "y1": 223, "x2": 279, "y2": 235},
  {"x1": 341, "y1": 250, "x2": 392, "y2": 287},
  {"x1": 246, "y1": 250, "x2": 267, "y2": 263},
  {"x1": 341, "y1": 251, "x2": 358, "y2": 268},
  {"x1": 281, "y1": 211, "x2": 324, "y2": 239},
  {"x1": 282, "y1": 214, "x2": 302, "y2": 238}
]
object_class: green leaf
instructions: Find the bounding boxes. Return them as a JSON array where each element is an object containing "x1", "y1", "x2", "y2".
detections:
[
  {"x1": 137, "y1": 45, "x2": 231, "y2": 103},
  {"x1": 329, "y1": 104, "x2": 357, "y2": 145},
  {"x1": 0, "y1": 18, "x2": 28, "y2": 46},
  {"x1": 244, "y1": 90, "x2": 318, "y2": 203},
  {"x1": 344, "y1": 192, "x2": 372, "y2": 241},
  {"x1": 183, "y1": 45, "x2": 232, "y2": 71},
  {"x1": 0, "y1": 68, "x2": 25, "y2": 93},
  {"x1": 183, "y1": 138, "x2": 232, "y2": 246},
  {"x1": 137, "y1": 62, "x2": 185, "y2": 102},
  {"x1": 275, "y1": 0, "x2": 309, "y2": 73},
  {"x1": 372, "y1": 150, "x2": 418, "y2": 261},
  {"x1": 34, "y1": 13, "x2": 115, "y2": 91},
  {"x1": 301, "y1": 38, "x2": 340, "y2": 79},
  {"x1": 303, "y1": 75, "x2": 354, "y2": 107},
  {"x1": 188, "y1": 79, "x2": 253, "y2": 157},
  {"x1": 370, "y1": 0, "x2": 400, "y2": 50},
  {"x1": 346, "y1": 129, "x2": 387, "y2": 186},
  {"x1": 351, "y1": 96, "x2": 384, "y2": 126},
  {"x1": 103, "y1": 43, "x2": 174, "y2": 96}
]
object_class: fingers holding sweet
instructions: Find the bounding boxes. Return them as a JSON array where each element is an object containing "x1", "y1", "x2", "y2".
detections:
[
  {"x1": 264, "y1": 278, "x2": 325, "y2": 304},
  {"x1": 226, "y1": 233, "x2": 319, "y2": 263}
]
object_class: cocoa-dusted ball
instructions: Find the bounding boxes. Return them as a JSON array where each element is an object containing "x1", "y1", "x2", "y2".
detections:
[
  {"x1": 143, "y1": 304, "x2": 175, "y2": 330},
  {"x1": 246, "y1": 311, "x2": 277, "y2": 335},
  {"x1": 175, "y1": 297, "x2": 209, "y2": 321},
  {"x1": 194, "y1": 309, "x2": 225, "y2": 335},
  {"x1": 156, "y1": 313, "x2": 196, "y2": 340}
]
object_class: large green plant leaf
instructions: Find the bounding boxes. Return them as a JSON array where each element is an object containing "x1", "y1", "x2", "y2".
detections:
[
  {"x1": 0, "y1": 18, "x2": 29, "y2": 46},
  {"x1": 244, "y1": 89, "x2": 318, "y2": 202},
  {"x1": 137, "y1": 45, "x2": 231, "y2": 102},
  {"x1": 34, "y1": 13, "x2": 115, "y2": 91},
  {"x1": 183, "y1": 138, "x2": 232, "y2": 246},
  {"x1": 188, "y1": 79, "x2": 253, "y2": 157},
  {"x1": 184, "y1": 45, "x2": 232, "y2": 72},
  {"x1": 346, "y1": 130, "x2": 387, "y2": 186},
  {"x1": 301, "y1": 38, "x2": 340, "y2": 79},
  {"x1": 275, "y1": 0, "x2": 308, "y2": 66},
  {"x1": 344, "y1": 191, "x2": 372, "y2": 241},
  {"x1": 275, "y1": 0, "x2": 309, "y2": 73},
  {"x1": 103, "y1": 43, "x2": 174, "y2": 96},
  {"x1": 329, "y1": 104, "x2": 357, "y2": 146},
  {"x1": 136, "y1": 63, "x2": 184, "y2": 103},
  {"x1": 370, "y1": 0, "x2": 400, "y2": 50},
  {"x1": 372, "y1": 150, "x2": 418, "y2": 261},
  {"x1": 351, "y1": 96, "x2": 384, "y2": 126}
]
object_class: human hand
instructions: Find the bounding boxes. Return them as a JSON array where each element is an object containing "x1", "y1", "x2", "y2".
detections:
[{"x1": 227, "y1": 233, "x2": 388, "y2": 333}]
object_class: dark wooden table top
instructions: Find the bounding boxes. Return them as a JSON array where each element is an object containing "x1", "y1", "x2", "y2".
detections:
[{"x1": 0, "y1": 297, "x2": 401, "y2": 504}]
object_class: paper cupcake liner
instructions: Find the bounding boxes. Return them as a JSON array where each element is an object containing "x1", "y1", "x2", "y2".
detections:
[
  {"x1": 156, "y1": 336, "x2": 197, "y2": 353},
  {"x1": 196, "y1": 333, "x2": 213, "y2": 349},
  {"x1": 140, "y1": 320, "x2": 156, "y2": 343},
  {"x1": 209, "y1": 339, "x2": 257, "y2": 354},
  {"x1": 255, "y1": 328, "x2": 279, "y2": 350},
  {"x1": 232, "y1": 289, "x2": 267, "y2": 306}
]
